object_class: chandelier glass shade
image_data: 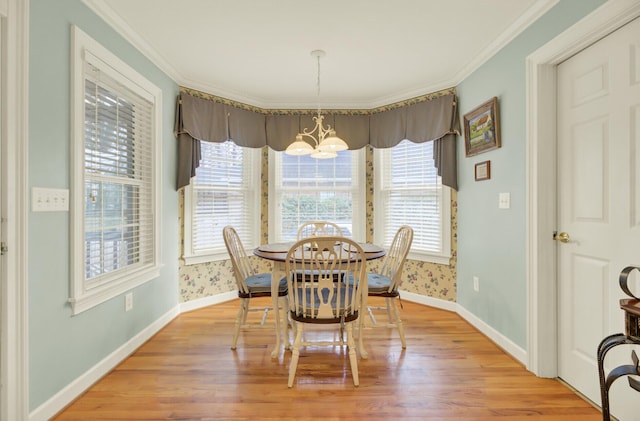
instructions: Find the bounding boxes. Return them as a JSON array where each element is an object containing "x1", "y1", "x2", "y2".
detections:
[{"x1": 285, "y1": 50, "x2": 348, "y2": 159}]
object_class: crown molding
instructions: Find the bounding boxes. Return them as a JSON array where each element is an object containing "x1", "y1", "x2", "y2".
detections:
[
  {"x1": 451, "y1": 0, "x2": 559, "y2": 86},
  {"x1": 84, "y1": 0, "x2": 557, "y2": 109},
  {"x1": 81, "y1": 0, "x2": 183, "y2": 81}
]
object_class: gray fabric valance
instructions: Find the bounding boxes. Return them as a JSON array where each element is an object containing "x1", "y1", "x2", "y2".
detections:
[
  {"x1": 369, "y1": 107, "x2": 406, "y2": 148},
  {"x1": 175, "y1": 91, "x2": 459, "y2": 190},
  {"x1": 264, "y1": 113, "x2": 371, "y2": 151}
]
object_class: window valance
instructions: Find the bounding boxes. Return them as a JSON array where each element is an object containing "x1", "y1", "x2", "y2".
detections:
[{"x1": 174, "y1": 89, "x2": 459, "y2": 190}]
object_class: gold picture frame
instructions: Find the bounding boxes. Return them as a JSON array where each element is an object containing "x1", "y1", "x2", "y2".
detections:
[{"x1": 463, "y1": 97, "x2": 501, "y2": 157}]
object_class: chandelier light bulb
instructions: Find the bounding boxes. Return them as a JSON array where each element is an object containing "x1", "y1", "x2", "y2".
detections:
[
  {"x1": 310, "y1": 149, "x2": 338, "y2": 159},
  {"x1": 285, "y1": 138, "x2": 314, "y2": 155},
  {"x1": 318, "y1": 133, "x2": 348, "y2": 152}
]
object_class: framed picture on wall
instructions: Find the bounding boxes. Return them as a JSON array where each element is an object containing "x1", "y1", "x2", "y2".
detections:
[
  {"x1": 474, "y1": 160, "x2": 491, "y2": 181},
  {"x1": 463, "y1": 97, "x2": 501, "y2": 157}
]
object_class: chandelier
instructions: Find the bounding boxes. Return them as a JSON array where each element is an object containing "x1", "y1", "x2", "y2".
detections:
[{"x1": 285, "y1": 50, "x2": 348, "y2": 159}]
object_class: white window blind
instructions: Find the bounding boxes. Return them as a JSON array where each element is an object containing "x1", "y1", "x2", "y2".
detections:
[
  {"x1": 83, "y1": 67, "x2": 154, "y2": 287},
  {"x1": 375, "y1": 140, "x2": 450, "y2": 264},
  {"x1": 71, "y1": 26, "x2": 161, "y2": 314},
  {"x1": 269, "y1": 149, "x2": 365, "y2": 242},
  {"x1": 183, "y1": 141, "x2": 260, "y2": 264}
]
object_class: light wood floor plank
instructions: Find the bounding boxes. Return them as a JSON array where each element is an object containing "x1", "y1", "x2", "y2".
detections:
[{"x1": 53, "y1": 298, "x2": 601, "y2": 420}]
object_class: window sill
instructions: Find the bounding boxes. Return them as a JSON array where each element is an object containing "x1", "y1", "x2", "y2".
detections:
[
  {"x1": 406, "y1": 251, "x2": 451, "y2": 266},
  {"x1": 69, "y1": 265, "x2": 161, "y2": 315},
  {"x1": 182, "y1": 251, "x2": 229, "y2": 266}
]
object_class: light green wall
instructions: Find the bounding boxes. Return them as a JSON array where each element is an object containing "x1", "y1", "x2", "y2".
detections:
[
  {"x1": 29, "y1": 0, "x2": 179, "y2": 410},
  {"x1": 456, "y1": 0, "x2": 606, "y2": 348}
]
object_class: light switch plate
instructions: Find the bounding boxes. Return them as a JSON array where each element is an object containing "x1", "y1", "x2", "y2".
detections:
[
  {"x1": 499, "y1": 192, "x2": 510, "y2": 209},
  {"x1": 32, "y1": 187, "x2": 69, "y2": 212}
]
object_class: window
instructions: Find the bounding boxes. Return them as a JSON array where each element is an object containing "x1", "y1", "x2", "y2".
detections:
[
  {"x1": 374, "y1": 140, "x2": 451, "y2": 264},
  {"x1": 269, "y1": 149, "x2": 365, "y2": 242},
  {"x1": 183, "y1": 141, "x2": 261, "y2": 264},
  {"x1": 70, "y1": 26, "x2": 161, "y2": 314}
]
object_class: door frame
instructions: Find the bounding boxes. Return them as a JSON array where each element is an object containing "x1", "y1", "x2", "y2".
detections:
[
  {"x1": 526, "y1": 0, "x2": 640, "y2": 377},
  {"x1": 0, "y1": 0, "x2": 29, "y2": 419}
]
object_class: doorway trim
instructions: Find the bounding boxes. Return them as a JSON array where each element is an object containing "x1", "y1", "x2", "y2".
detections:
[
  {"x1": 1, "y1": 0, "x2": 29, "y2": 419},
  {"x1": 526, "y1": 0, "x2": 640, "y2": 377}
]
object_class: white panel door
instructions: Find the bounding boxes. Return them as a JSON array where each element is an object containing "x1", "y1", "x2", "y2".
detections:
[{"x1": 557, "y1": 17, "x2": 640, "y2": 420}]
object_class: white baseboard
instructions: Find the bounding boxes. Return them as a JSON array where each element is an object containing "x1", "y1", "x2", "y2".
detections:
[
  {"x1": 400, "y1": 290, "x2": 526, "y2": 364},
  {"x1": 29, "y1": 305, "x2": 180, "y2": 421},
  {"x1": 179, "y1": 290, "x2": 237, "y2": 313},
  {"x1": 456, "y1": 304, "x2": 527, "y2": 365},
  {"x1": 399, "y1": 289, "x2": 457, "y2": 312}
]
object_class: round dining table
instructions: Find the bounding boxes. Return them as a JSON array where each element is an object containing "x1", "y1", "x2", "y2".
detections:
[{"x1": 253, "y1": 241, "x2": 386, "y2": 359}]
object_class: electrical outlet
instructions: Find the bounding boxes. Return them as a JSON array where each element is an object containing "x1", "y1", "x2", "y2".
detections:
[
  {"x1": 125, "y1": 293, "x2": 133, "y2": 312},
  {"x1": 473, "y1": 276, "x2": 480, "y2": 292}
]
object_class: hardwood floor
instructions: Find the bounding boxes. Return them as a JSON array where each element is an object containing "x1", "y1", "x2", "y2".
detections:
[{"x1": 53, "y1": 298, "x2": 601, "y2": 420}]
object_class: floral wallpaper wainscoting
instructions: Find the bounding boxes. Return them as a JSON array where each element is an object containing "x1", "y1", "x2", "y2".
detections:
[{"x1": 179, "y1": 259, "x2": 235, "y2": 301}]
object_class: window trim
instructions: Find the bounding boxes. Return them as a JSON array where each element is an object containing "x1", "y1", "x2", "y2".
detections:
[
  {"x1": 182, "y1": 143, "x2": 261, "y2": 265},
  {"x1": 373, "y1": 143, "x2": 451, "y2": 265},
  {"x1": 70, "y1": 26, "x2": 162, "y2": 315},
  {"x1": 268, "y1": 148, "x2": 366, "y2": 243}
]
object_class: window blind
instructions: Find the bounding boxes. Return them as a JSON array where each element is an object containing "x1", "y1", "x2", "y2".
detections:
[
  {"x1": 378, "y1": 140, "x2": 444, "y2": 254},
  {"x1": 188, "y1": 141, "x2": 259, "y2": 256},
  {"x1": 274, "y1": 151, "x2": 361, "y2": 241},
  {"x1": 83, "y1": 62, "x2": 154, "y2": 287}
]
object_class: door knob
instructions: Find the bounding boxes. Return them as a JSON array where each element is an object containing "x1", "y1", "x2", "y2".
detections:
[{"x1": 554, "y1": 231, "x2": 570, "y2": 243}]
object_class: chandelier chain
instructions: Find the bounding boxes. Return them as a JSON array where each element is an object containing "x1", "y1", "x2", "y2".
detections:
[{"x1": 316, "y1": 53, "x2": 321, "y2": 113}]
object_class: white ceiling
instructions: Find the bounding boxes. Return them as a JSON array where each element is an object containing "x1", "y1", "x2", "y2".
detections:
[{"x1": 84, "y1": 0, "x2": 555, "y2": 109}]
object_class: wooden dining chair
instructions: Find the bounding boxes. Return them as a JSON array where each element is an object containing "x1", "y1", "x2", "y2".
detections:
[
  {"x1": 365, "y1": 225, "x2": 413, "y2": 348},
  {"x1": 296, "y1": 220, "x2": 343, "y2": 239},
  {"x1": 285, "y1": 236, "x2": 367, "y2": 387},
  {"x1": 222, "y1": 225, "x2": 288, "y2": 350}
]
